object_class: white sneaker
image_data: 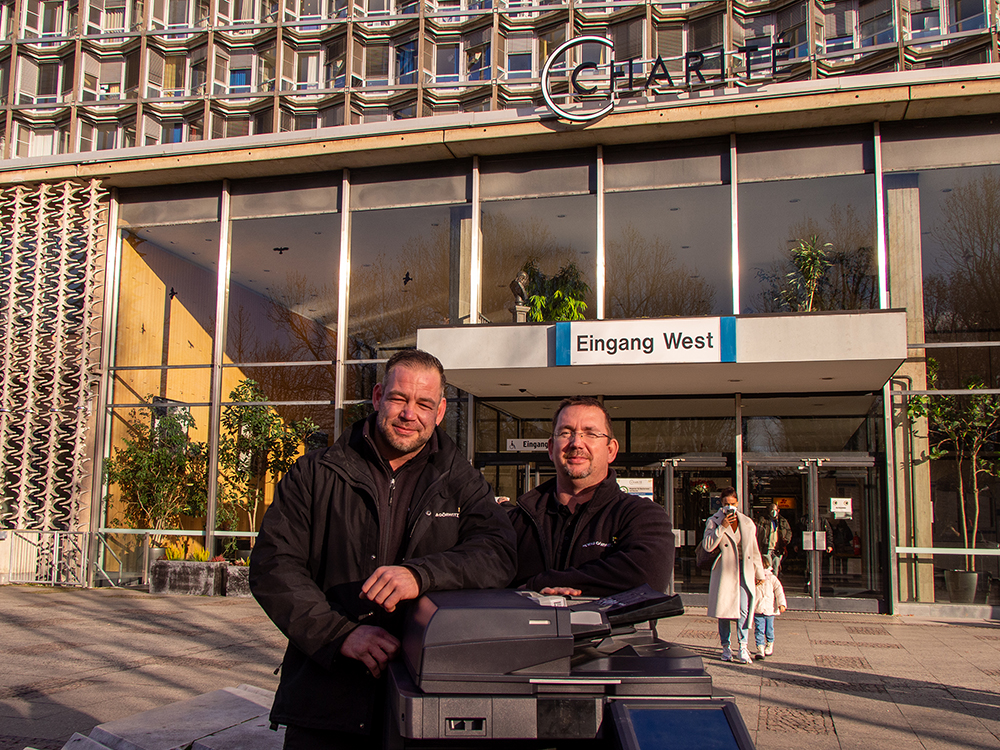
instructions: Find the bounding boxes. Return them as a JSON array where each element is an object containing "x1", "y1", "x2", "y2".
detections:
[
  {"x1": 721, "y1": 644, "x2": 732, "y2": 661},
  {"x1": 765, "y1": 642, "x2": 774, "y2": 656},
  {"x1": 738, "y1": 645, "x2": 753, "y2": 664},
  {"x1": 757, "y1": 644, "x2": 766, "y2": 659}
]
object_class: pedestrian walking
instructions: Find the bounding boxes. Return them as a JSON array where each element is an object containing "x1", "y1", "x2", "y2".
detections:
[{"x1": 753, "y1": 554, "x2": 787, "y2": 659}]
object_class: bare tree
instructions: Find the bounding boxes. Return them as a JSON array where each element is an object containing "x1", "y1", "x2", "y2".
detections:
[
  {"x1": 932, "y1": 170, "x2": 1000, "y2": 335},
  {"x1": 606, "y1": 222, "x2": 715, "y2": 318}
]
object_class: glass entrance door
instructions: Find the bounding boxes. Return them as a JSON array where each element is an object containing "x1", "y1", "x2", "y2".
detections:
[
  {"x1": 663, "y1": 455, "x2": 735, "y2": 596},
  {"x1": 745, "y1": 455, "x2": 883, "y2": 612}
]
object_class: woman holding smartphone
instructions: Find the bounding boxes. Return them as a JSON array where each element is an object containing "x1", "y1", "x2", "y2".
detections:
[{"x1": 702, "y1": 486, "x2": 765, "y2": 664}]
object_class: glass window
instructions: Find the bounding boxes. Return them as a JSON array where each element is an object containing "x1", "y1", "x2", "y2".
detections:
[
  {"x1": 627, "y1": 399, "x2": 736, "y2": 453},
  {"x1": 114, "y1": 182, "x2": 221, "y2": 374},
  {"x1": 104, "y1": 403, "x2": 212, "y2": 535},
  {"x1": 604, "y1": 139, "x2": 732, "y2": 318},
  {"x1": 909, "y1": 0, "x2": 940, "y2": 37},
  {"x1": 605, "y1": 186, "x2": 730, "y2": 318},
  {"x1": 164, "y1": 55, "x2": 185, "y2": 92},
  {"x1": 823, "y1": 0, "x2": 855, "y2": 50},
  {"x1": 395, "y1": 39, "x2": 416, "y2": 84},
  {"x1": 366, "y1": 44, "x2": 389, "y2": 85},
  {"x1": 110, "y1": 184, "x2": 220, "y2": 538},
  {"x1": 436, "y1": 42, "x2": 459, "y2": 82},
  {"x1": 96, "y1": 123, "x2": 117, "y2": 150},
  {"x1": 905, "y1": 390, "x2": 1000, "y2": 565},
  {"x1": 480, "y1": 151, "x2": 596, "y2": 324},
  {"x1": 859, "y1": 0, "x2": 894, "y2": 45},
  {"x1": 739, "y1": 175, "x2": 878, "y2": 314},
  {"x1": 227, "y1": 216, "x2": 340, "y2": 363},
  {"x1": 507, "y1": 32, "x2": 532, "y2": 78},
  {"x1": 481, "y1": 195, "x2": 596, "y2": 324},
  {"x1": 162, "y1": 121, "x2": 184, "y2": 142},
  {"x1": 465, "y1": 28, "x2": 490, "y2": 80},
  {"x1": 229, "y1": 67, "x2": 251, "y2": 92},
  {"x1": 743, "y1": 394, "x2": 879, "y2": 453},
  {"x1": 912, "y1": 166, "x2": 1000, "y2": 383},
  {"x1": 612, "y1": 17, "x2": 643, "y2": 60},
  {"x1": 951, "y1": 0, "x2": 985, "y2": 32},
  {"x1": 776, "y1": 1, "x2": 809, "y2": 58},
  {"x1": 325, "y1": 37, "x2": 346, "y2": 87},
  {"x1": 348, "y1": 203, "x2": 462, "y2": 357}
]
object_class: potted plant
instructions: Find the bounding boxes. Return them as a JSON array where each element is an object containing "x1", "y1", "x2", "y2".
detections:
[
  {"x1": 217, "y1": 379, "x2": 317, "y2": 547},
  {"x1": 104, "y1": 399, "x2": 209, "y2": 577},
  {"x1": 521, "y1": 259, "x2": 591, "y2": 322},
  {"x1": 908, "y1": 362, "x2": 1000, "y2": 603}
]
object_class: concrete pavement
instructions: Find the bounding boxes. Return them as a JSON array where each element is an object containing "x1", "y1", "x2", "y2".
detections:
[{"x1": 1, "y1": 585, "x2": 998, "y2": 750}]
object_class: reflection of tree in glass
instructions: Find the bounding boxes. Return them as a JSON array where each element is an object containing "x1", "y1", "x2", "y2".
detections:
[
  {"x1": 481, "y1": 211, "x2": 581, "y2": 323},
  {"x1": 349, "y1": 227, "x2": 449, "y2": 356},
  {"x1": 927, "y1": 171, "x2": 1000, "y2": 336},
  {"x1": 606, "y1": 222, "x2": 715, "y2": 318},
  {"x1": 260, "y1": 271, "x2": 338, "y2": 360},
  {"x1": 753, "y1": 204, "x2": 877, "y2": 313}
]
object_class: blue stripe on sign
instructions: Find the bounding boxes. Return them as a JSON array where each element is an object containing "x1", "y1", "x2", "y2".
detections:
[
  {"x1": 556, "y1": 322, "x2": 571, "y2": 366},
  {"x1": 721, "y1": 317, "x2": 736, "y2": 362}
]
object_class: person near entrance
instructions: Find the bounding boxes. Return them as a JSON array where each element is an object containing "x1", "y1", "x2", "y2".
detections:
[
  {"x1": 755, "y1": 502, "x2": 792, "y2": 578},
  {"x1": 249, "y1": 350, "x2": 517, "y2": 750},
  {"x1": 507, "y1": 396, "x2": 674, "y2": 597},
  {"x1": 703, "y1": 487, "x2": 765, "y2": 664}
]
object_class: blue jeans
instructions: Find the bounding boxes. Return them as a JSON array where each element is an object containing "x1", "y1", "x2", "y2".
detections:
[
  {"x1": 754, "y1": 614, "x2": 775, "y2": 647},
  {"x1": 718, "y1": 579, "x2": 752, "y2": 646}
]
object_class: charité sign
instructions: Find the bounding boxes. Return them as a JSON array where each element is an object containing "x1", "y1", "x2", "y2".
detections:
[
  {"x1": 555, "y1": 318, "x2": 736, "y2": 366},
  {"x1": 542, "y1": 36, "x2": 793, "y2": 122}
]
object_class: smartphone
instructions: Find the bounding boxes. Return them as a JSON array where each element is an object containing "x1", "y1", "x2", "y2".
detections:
[{"x1": 723, "y1": 506, "x2": 736, "y2": 516}]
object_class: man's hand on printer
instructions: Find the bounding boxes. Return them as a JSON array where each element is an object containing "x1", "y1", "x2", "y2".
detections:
[
  {"x1": 540, "y1": 586, "x2": 582, "y2": 597},
  {"x1": 361, "y1": 565, "x2": 420, "y2": 613},
  {"x1": 340, "y1": 625, "x2": 400, "y2": 678}
]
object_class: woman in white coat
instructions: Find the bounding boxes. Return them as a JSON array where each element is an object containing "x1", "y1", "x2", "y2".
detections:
[{"x1": 702, "y1": 486, "x2": 765, "y2": 664}]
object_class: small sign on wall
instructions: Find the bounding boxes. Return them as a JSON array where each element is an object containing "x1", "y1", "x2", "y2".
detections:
[
  {"x1": 830, "y1": 497, "x2": 853, "y2": 519},
  {"x1": 618, "y1": 477, "x2": 654, "y2": 500},
  {"x1": 506, "y1": 438, "x2": 548, "y2": 452}
]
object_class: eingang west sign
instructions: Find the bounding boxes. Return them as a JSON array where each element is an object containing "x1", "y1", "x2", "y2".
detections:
[
  {"x1": 541, "y1": 36, "x2": 795, "y2": 122},
  {"x1": 555, "y1": 318, "x2": 737, "y2": 366}
]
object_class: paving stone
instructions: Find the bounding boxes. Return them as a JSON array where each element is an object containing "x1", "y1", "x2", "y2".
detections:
[
  {"x1": 87, "y1": 687, "x2": 271, "y2": 750},
  {"x1": 190, "y1": 716, "x2": 284, "y2": 750}
]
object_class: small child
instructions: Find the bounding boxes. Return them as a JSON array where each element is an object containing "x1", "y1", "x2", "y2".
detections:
[{"x1": 753, "y1": 554, "x2": 787, "y2": 659}]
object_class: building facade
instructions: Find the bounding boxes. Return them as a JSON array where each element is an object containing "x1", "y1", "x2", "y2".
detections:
[{"x1": 1, "y1": 0, "x2": 1000, "y2": 614}]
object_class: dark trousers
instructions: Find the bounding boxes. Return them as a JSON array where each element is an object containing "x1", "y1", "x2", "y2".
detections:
[{"x1": 284, "y1": 725, "x2": 382, "y2": 750}]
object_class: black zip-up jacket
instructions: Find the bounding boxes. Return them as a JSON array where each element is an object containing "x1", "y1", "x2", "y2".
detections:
[
  {"x1": 249, "y1": 418, "x2": 517, "y2": 733},
  {"x1": 508, "y1": 471, "x2": 674, "y2": 596}
]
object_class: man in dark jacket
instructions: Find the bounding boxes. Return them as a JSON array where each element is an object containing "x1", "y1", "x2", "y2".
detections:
[
  {"x1": 508, "y1": 396, "x2": 673, "y2": 597},
  {"x1": 250, "y1": 350, "x2": 517, "y2": 749},
  {"x1": 755, "y1": 502, "x2": 792, "y2": 578}
]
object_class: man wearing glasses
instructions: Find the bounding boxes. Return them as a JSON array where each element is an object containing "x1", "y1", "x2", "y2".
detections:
[{"x1": 508, "y1": 396, "x2": 674, "y2": 596}]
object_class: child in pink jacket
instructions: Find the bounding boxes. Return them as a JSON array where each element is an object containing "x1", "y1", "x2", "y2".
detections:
[{"x1": 753, "y1": 554, "x2": 787, "y2": 658}]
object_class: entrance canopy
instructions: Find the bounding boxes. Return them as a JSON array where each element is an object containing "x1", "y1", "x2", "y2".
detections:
[{"x1": 417, "y1": 311, "x2": 906, "y2": 398}]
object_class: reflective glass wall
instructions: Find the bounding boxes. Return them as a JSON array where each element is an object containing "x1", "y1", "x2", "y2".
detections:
[
  {"x1": 884, "y1": 118, "x2": 1000, "y2": 606},
  {"x1": 100, "y1": 129, "x2": 887, "y2": 563}
]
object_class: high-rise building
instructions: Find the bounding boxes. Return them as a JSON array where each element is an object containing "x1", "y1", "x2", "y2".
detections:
[{"x1": 1, "y1": 0, "x2": 999, "y2": 614}]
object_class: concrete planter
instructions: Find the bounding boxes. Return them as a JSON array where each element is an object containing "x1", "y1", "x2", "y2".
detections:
[
  {"x1": 225, "y1": 565, "x2": 251, "y2": 597},
  {"x1": 150, "y1": 560, "x2": 225, "y2": 596}
]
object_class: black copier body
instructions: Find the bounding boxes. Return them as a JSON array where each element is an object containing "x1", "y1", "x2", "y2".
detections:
[{"x1": 387, "y1": 587, "x2": 755, "y2": 749}]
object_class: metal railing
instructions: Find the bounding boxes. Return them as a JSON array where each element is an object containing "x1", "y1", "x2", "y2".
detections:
[{"x1": 8, "y1": 530, "x2": 87, "y2": 587}]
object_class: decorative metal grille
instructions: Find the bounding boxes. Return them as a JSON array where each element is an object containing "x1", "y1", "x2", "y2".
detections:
[{"x1": 0, "y1": 179, "x2": 107, "y2": 532}]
